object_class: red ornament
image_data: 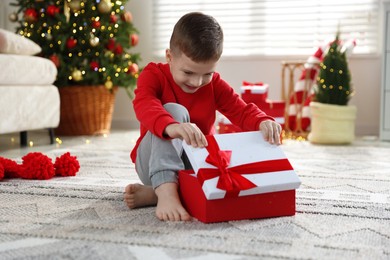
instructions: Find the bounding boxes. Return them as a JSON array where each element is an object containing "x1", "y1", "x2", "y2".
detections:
[
  {"x1": 47, "y1": 5, "x2": 60, "y2": 17},
  {"x1": 66, "y1": 38, "x2": 77, "y2": 49},
  {"x1": 92, "y1": 20, "x2": 101, "y2": 28},
  {"x1": 114, "y1": 44, "x2": 123, "y2": 55},
  {"x1": 90, "y1": 61, "x2": 99, "y2": 71},
  {"x1": 121, "y1": 11, "x2": 133, "y2": 23},
  {"x1": 127, "y1": 63, "x2": 139, "y2": 75},
  {"x1": 49, "y1": 54, "x2": 60, "y2": 67},
  {"x1": 21, "y1": 152, "x2": 55, "y2": 180},
  {"x1": 54, "y1": 152, "x2": 80, "y2": 177},
  {"x1": 106, "y1": 38, "x2": 116, "y2": 51},
  {"x1": 130, "y1": 34, "x2": 139, "y2": 46},
  {"x1": 24, "y1": 8, "x2": 38, "y2": 23},
  {"x1": 109, "y1": 14, "x2": 118, "y2": 23}
]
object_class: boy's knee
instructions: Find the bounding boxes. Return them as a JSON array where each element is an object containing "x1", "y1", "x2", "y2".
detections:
[{"x1": 163, "y1": 103, "x2": 190, "y2": 123}]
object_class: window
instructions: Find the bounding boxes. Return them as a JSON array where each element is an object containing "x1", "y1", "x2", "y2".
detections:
[{"x1": 152, "y1": 0, "x2": 380, "y2": 57}]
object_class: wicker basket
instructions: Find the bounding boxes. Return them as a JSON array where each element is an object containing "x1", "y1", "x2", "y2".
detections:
[{"x1": 55, "y1": 85, "x2": 118, "y2": 136}]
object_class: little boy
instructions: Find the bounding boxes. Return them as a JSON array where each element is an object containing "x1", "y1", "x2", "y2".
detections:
[{"x1": 124, "y1": 12, "x2": 282, "y2": 221}]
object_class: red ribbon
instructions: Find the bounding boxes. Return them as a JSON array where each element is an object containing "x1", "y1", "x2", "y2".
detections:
[
  {"x1": 243, "y1": 81, "x2": 264, "y2": 86},
  {"x1": 197, "y1": 135, "x2": 293, "y2": 198}
]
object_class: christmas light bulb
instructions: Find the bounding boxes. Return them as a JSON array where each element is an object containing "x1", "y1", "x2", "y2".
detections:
[{"x1": 56, "y1": 137, "x2": 62, "y2": 144}]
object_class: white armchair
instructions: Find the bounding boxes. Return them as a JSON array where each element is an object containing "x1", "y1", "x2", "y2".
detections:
[{"x1": 0, "y1": 29, "x2": 60, "y2": 146}]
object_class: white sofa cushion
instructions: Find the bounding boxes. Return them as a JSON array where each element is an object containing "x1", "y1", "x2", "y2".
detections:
[
  {"x1": 0, "y1": 54, "x2": 57, "y2": 85},
  {"x1": 0, "y1": 85, "x2": 60, "y2": 134},
  {"x1": 0, "y1": 28, "x2": 41, "y2": 55}
]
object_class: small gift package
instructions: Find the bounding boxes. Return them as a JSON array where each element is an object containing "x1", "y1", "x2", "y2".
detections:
[
  {"x1": 240, "y1": 81, "x2": 269, "y2": 104},
  {"x1": 217, "y1": 116, "x2": 242, "y2": 134},
  {"x1": 258, "y1": 100, "x2": 286, "y2": 128},
  {"x1": 179, "y1": 131, "x2": 301, "y2": 223}
]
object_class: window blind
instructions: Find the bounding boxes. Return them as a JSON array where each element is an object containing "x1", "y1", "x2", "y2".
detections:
[{"x1": 152, "y1": 0, "x2": 380, "y2": 57}]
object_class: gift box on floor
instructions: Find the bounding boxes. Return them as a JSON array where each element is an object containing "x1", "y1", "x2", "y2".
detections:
[
  {"x1": 217, "y1": 117, "x2": 242, "y2": 134},
  {"x1": 240, "y1": 81, "x2": 268, "y2": 104},
  {"x1": 258, "y1": 100, "x2": 286, "y2": 128},
  {"x1": 179, "y1": 131, "x2": 301, "y2": 223}
]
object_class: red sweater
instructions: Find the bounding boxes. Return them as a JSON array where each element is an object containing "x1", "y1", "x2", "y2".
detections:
[{"x1": 130, "y1": 62, "x2": 274, "y2": 163}]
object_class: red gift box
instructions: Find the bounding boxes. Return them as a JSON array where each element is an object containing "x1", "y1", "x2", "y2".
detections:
[
  {"x1": 241, "y1": 81, "x2": 269, "y2": 104},
  {"x1": 179, "y1": 131, "x2": 300, "y2": 223},
  {"x1": 217, "y1": 117, "x2": 242, "y2": 134},
  {"x1": 258, "y1": 100, "x2": 286, "y2": 128},
  {"x1": 179, "y1": 170, "x2": 296, "y2": 223},
  {"x1": 218, "y1": 122, "x2": 242, "y2": 134}
]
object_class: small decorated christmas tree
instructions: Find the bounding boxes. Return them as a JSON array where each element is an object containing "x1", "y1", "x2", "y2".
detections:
[
  {"x1": 9, "y1": 0, "x2": 141, "y2": 97},
  {"x1": 314, "y1": 32, "x2": 353, "y2": 105}
]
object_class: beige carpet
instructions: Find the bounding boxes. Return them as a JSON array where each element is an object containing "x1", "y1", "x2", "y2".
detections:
[{"x1": 0, "y1": 130, "x2": 389, "y2": 259}]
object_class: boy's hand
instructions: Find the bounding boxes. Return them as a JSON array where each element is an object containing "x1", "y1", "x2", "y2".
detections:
[
  {"x1": 259, "y1": 120, "x2": 282, "y2": 145},
  {"x1": 164, "y1": 123, "x2": 208, "y2": 148}
]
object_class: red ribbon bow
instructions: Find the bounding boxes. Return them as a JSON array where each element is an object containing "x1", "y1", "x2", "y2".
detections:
[{"x1": 197, "y1": 135, "x2": 293, "y2": 198}]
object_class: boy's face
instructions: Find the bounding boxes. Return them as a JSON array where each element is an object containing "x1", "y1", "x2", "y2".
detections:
[{"x1": 166, "y1": 49, "x2": 217, "y2": 94}]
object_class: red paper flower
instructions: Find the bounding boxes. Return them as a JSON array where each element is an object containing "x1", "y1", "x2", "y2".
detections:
[
  {"x1": 0, "y1": 157, "x2": 22, "y2": 178},
  {"x1": 0, "y1": 163, "x2": 4, "y2": 180},
  {"x1": 54, "y1": 152, "x2": 80, "y2": 177},
  {"x1": 47, "y1": 5, "x2": 60, "y2": 17},
  {"x1": 21, "y1": 152, "x2": 55, "y2": 180}
]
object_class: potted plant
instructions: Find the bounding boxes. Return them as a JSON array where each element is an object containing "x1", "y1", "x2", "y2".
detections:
[
  {"x1": 10, "y1": 0, "x2": 141, "y2": 135},
  {"x1": 308, "y1": 32, "x2": 357, "y2": 144}
]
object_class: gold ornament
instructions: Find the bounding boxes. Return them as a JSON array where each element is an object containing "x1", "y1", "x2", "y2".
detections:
[
  {"x1": 68, "y1": 0, "x2": 82, "y2": 12},
  {"x1": 64, "y1": 1, "x2": 70, "y2": 22},
  {"x1": 9, "y1": 12, "x2": 18, "y2": 22},
  {"x1": 89, "y1": 35, "x2": 100, "y2": 47},
  {"x1": 71, "y1": 69, "x2": 83, "y2": 81},
  {"x1": 98, "y1": 0, "x2": 112, "y2": 14},
  {"x1": 104, "y1": 80, "x2": 113, "y2": 90}
]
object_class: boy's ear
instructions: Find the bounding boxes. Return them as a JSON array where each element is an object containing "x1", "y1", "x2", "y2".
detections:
[{"x1": 166, "y1": 49, "x2": 172, "y2": 63}]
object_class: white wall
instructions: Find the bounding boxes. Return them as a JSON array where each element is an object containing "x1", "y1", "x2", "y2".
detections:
[
  {"x1": 0, "y1": 0, "x2": 382, "y2": 136},
  {"x1": 120, "y1": 0, "x2": 382, "y2": 136}
]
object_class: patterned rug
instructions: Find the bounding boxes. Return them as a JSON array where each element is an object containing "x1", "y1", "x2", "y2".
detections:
[{"x1": 0, "y1": 131, "x2": 389, "y2": 259}]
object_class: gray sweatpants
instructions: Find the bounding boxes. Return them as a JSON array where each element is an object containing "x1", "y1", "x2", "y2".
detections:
[{"x1": 135, "y1": 103, "x2": 192, "y2": 189}]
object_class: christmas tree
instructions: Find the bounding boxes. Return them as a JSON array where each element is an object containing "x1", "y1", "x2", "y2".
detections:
[
  {"x1": 314, "y1": 33, "x2": 353, "y2": 105},
  {"x1": 9, "y1": 0, "x2": 141, "y2": 97}
]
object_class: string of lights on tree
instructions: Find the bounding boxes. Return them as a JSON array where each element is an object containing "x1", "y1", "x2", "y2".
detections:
[
  {"x1": 315, "y1": 33, "x2": 353, "y2": 105},
  {"x1": 9, "y1": 0, "x2": 141, "y2": 97}
]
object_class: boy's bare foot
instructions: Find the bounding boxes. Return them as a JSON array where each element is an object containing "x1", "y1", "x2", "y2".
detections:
[
  {"x1": 155, "y1": 182, "x2": 192, "y2": 221},
  {"x1": 124, "y1": 183, "x2": 157, "y2": 209}
]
